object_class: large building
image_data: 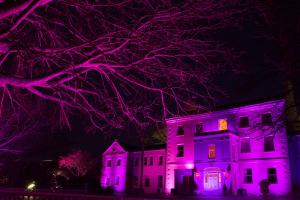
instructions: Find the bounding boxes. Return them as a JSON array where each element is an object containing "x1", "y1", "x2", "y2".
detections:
[{"x1": 101, "y1": 99, "x2": 293, "y2": 195}]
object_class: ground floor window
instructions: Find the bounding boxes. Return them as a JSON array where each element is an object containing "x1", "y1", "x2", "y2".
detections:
[
  {"x1": 145, "y1": 177, "x2": 150, "y2": 187},
  {"x1": 158, "y1": 175, "x2": 163, "y2": 188},
  {"x1": 243, "y1": 168, "x2": 253, "y2": 183},
  {"x1": 115, "y1": 176, "x2": 120, "y2": 185},
  {"x1": 268, "y1": 168, "x2": 277, "y2": 184}
]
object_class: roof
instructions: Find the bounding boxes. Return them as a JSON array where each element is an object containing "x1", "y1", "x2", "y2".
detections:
[{"x1": 119, "y1": 142, "x2": 166, "y2": 152}]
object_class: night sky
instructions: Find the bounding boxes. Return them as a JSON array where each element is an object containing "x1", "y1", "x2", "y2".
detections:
[{"x1": 13, "y1": 0, "x2": 300, "y2": 160}]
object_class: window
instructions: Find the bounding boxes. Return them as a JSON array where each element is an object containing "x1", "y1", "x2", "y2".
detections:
[
  {"x1": 158, "y1": 156, "x2": 163, "y2": 166},
  {"x1": 208, "y1": 144, "x2": 216, "y2": 159},
  {"x1": 196, "y1": 123, "x2": 203, "y2": 134},
  {"x1": 264, "y1": 135, "x2": 275, "y2": 152},
  {"x1": 262, "y1": 113, "x2": 272, "y2": 126},
  {"x1": 158, "y1": 175, "x2": 163, "y2": 188},
  {"x1": 177, "y1": 144, "x2": 184, "y2": 157},
  {"x1": 115, "y1": 176, "x2": 120, "y2": 185},
  {"x1": 144, "y1": 157, "x2": 148, "y2": 166},
  {"x1": 177, "y1": 126, "x2": 184, "y2": 135},
  {"x1": 268, "y1": 168, "x2": 277, "y2": 184},
  {"x1": 117, "y1": 159, "x2": 121, "y2": 166},
  {"x1": 239, "y1": 116, "x2": 249, "y2": 128},
  {"x1": 149, "y1": 157, "x2": 153, "y2": 166},
  {"x1": 241, "y1": 138, "x2": 251, "y2": 153},
  {"x1": 134, "y1": 158, "x2": 139, "y2": 167},
  {"x1": 244, "y1": 169, "x2": 253, "y2": 183},
  {"x1": 107, "y1": 160, "x2": 111, "y2": 167},
  {"x1": 145, "y1": 177, "x2": 150, "y2": 187},
  {"x1": 106, "y1": 178, "x2": 110, "y2": 186},
  {"x1": 218, "y1": 119, "x2": 228, "y2": 130}
]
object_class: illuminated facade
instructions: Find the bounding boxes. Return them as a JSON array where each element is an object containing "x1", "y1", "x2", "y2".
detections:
[
  {"x1": 166, "y1": 99, "x2": 291, "y2": 195},
  {"x1": 101, "y1": 99, "x2": 292, "y2": 195}
]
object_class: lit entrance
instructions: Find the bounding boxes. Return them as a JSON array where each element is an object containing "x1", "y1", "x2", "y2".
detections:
[{"x1": 203, "y1": 168, "x2": 222, "y2": 192}]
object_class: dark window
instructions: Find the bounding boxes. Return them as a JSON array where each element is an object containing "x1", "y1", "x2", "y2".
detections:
[
  {"x1": 177, "y1": 145, "x2": 184, "y2": 157},
  {"x1": 239, "y1": 116, "x2": 249, "y2": 128},
  {"x1": 158, "y1": 175, "x2": 163, "y2": 188},
  {"x1": 158, "y1": 156, "x2": 163, "y2": 166},
  {"x1": 177, "y1": 126, "x2": 184, "y2": 135},
  {"x1": 144, "y1": 157, "x2": 148, "y2": 166},
  {"x1": 244, "y1": 168, "x2": 253, "y2": 183},
  {"x1": 134, "y1": 158, "x2": 139, "y2": 167},
  {"x1": 149, "y1": 157, "x2": 153, "y2": 166},
  {"x1": 262, "y1": 113, "x2": 272, "y2": 126},
  {"x1": 145, "y1": 177, "x2": 150, "y2": 187},
  {"x1": 268, "y1": 168, "x2": 277, "y2": 183},
  {"x1": 196, "y1": 123, "x2": 203, "y2": 134},
  {"x1": 115, "y1": 176, "x2": 120, "y2": 185},
  {"x1": 107, "y1": 160, "x2": 111, "y2": 167},
  {"x1": 241, "y1": 138, "x2": 251, "y2": 153},
  {"x1": 264, "y1": 136, "x2": 275, "y2": 152},
  {"x1": 116, "y1": 159, "x2": 121, "y2": 166}
]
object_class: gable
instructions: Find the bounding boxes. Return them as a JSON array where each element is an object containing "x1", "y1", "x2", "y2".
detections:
[{"x1": 103, "y1": 140, "x2": 127, "y2": 155}]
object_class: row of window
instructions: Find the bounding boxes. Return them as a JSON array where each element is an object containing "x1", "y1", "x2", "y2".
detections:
[
  {"x1": 106, "y1": 176, "x2": 164, "y2": 188},
  {"x1": 176, "y1": 113, "x2": 273, "y2": 135},
  {"x1": 244, "y1": 168, "x2": 277, "y2": 184},
  {"x1": 176, "y1": 135, "x2": 275, "y2": 159},
  {"x1": 107, "y1": 159, "x2": 122, "y2": 167},
  {"x1": 136, "y1": 156, "x2": 164, "y2": 166}
]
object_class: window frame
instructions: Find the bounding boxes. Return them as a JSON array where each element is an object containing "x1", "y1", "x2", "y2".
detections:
[
  {"x1": 268, "y1": 168, "x2": 277, "y2": 184},
  {"x1": 144, "y1": 177, "x2": 150, "y2": 187},
  {"x1": 116, "y1": 159, "x2": 121, "y2": 166},
  {"x1": 243, "y1": 168, "x2": 253, "y2": 184},
  {"x1": 176, "y1": 144, "x2": 184, "y2": 157},
  {"x1": 208, "y1": 144, "x2": 216, "y2": 159}
]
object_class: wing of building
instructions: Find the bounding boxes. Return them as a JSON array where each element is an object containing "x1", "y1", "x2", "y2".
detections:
[{"x1": 100, "y1": 99, "x2": 299, "y2": 196}]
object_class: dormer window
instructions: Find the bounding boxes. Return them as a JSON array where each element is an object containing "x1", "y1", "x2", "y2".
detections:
[
  {"x1": 218, "y1": 119, "x2": 228, "y2": 131},
  {"x1": 196, "y1": 123, "x2": 203, "y2": 134},
  {"x1": 262, "y1": 113, "x2": 272, "y2": 126},
  {"x1": 239, "y1": 116, "x2": 249, "y2": 128},
  {"x1": 177, "y1": 126, "x2": 184, "y2": 136}
]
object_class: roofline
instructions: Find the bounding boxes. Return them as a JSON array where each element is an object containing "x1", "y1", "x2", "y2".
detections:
[{"x1": 166, "y1": 99, "x2": 284, "y2": 124}]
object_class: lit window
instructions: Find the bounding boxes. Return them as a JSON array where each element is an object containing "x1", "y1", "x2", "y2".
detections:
[
  {"x1": 196, "y1": 123, "x2": 203, "y2": 134},
  {"x1": 145, "y1": 177, "x2": 150, "y2": 187},
  {"x1": 149, "y1": 157, "x2": 153, "y2": 166},
  {"x1": 239, "y1": 116, "x2": 249, "y2": 128},
  {"x1": 177, "y1": 144, "x2": 184, "y2": 157},
  {"x1": 107, "y1": 160, "x2": 111, "y2": 167},
  {"x1": 115, "y1": 176, "x2": 120, "y2": 185},
  {"x1": 264, "y1": 135, "x2": 275, "y2": 152},
  {"x1": 244, "y1": 169, "x2": 253, "y2": 183},
  {"x1": 177, "y1": 126, "x2": 184, "y2": 135},
  {"x1": 117, "y1": 159, "x2": 121, "y2": 166},
  {"x1": 241, "y1": 138, "x2": 251, "y2": 153},
  {"x1": 158, "y1": 175, "x2": 163, "y2": 188},
  {"x1": 144, "y1": 157, "x2": 148, "y2": 166},
  {"x1": 158, "y1": 156, "x2": 163, "y2": 166},
  {"x1": 134, "y1": 158, "x2": 139, "y2": 167},
  {"x1": 268, "y1": 168, "x2": 277, "y2": 184},
  {"x1": 218, "y1": 119, "x2": 228, "y2": 130},
  {"x1": 208, "y1": 144, "x2": 216, "y2": 159},
  {"x1": 262, "y1": 113, "x2": 272, "y2": 126}
]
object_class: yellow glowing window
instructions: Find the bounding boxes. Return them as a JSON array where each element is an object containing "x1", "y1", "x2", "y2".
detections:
[
  {"x1": 218, "y1": 119, "x2": 228, "y2": 130},
  {"x1": 208, "y1": 144, "x2": 216, "y2": 159}
]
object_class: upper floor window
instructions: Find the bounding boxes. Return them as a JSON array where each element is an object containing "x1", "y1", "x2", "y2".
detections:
[
  {"x1": 262, "y1": 113, "x2": 272, "y2": 126},
  {"x1": 177, "y1": 144, "x2": 184, "y2": 157},
  {"x1": 117, "y1": 159, "x2": 121, "y2": 166},
  {"x1": 268, "y1": 168, "x2": 277, "y2": 184},
  {"x1": 208, "y1": 144, "x2": 216, "y2": 159},
  {"x1": 144, "y1": 157, "x2": 148, "y2": 166},
  {"x1": 239, "y1": 116, "x2": 249, "y2": 128},
  {"x1": 107, "y1": 160, "x2": 112, "y2": 167},
  {"x1": 149, "y1": 157, "x2": 153, "y2": 166},
  {"x1": 196, "y1": 123, "x2": 203, "y2": 134},
  {"x1": 177, "y1": 126, "x2": 184, "y2": 135},
  {"x1": 134, "y1": 158, "x2": 139, "y2": 167},
  {"x1": 244, "y1": 168, "x2": 253, "y2": 183},
  {"x1": 158, "y1": 156, "x2": 164, "y2": 166},
  {"x1": 264, "y1": 135, "x2": 275, "y2": 152},
  {"x1": 218, "y1": 119, "x2": 228, "y2": 131},
  {"x1": 241, "y1": 138, "x2": 251, "y2": 153}
]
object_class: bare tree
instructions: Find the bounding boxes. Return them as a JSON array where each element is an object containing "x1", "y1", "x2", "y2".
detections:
[{"x1": 0, "y1": 0, "x2": 259, "y2": 131}]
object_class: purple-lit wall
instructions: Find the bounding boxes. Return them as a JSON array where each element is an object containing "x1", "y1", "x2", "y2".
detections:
[{"x1": 166, "y1": 99, "x2": 292, "y2": 195}]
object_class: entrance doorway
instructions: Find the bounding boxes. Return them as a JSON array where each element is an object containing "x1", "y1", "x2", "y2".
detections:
[{"x1": 203, "y1": 168, "x2": 222, "y2": 193}]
